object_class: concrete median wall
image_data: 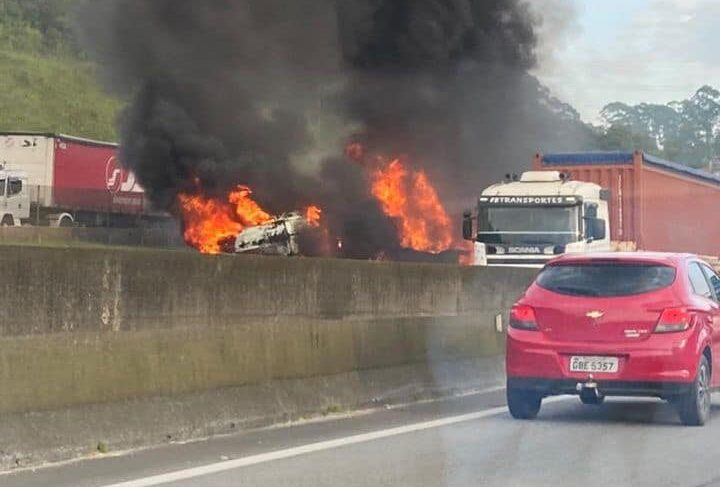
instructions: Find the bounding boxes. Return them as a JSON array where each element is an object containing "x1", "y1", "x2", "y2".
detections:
[
  {"x1": 0, "y1": 225, "x2": 184, "y2": 248},
  {"x1": 0, "y1": 246, "x2": 536, "y2": 469}
]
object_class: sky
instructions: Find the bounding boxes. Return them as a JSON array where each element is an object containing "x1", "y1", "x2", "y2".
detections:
[{"x1": 532, "y1": 0, "x2": 720, "y2": 123}]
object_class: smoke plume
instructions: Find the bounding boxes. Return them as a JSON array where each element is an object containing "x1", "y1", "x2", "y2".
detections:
[{"x1": 81, "y1": 0, "x2": 590, "y2": 258}]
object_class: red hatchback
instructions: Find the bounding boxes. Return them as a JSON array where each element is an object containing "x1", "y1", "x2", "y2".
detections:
[{"x1": 506, "y1": 252, "x2": 720, "y2": 426}]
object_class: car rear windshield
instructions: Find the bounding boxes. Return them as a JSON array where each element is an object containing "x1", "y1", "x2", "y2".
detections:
[{"x1": 536, "y1": 263, "x2": 676, "y2": 297}]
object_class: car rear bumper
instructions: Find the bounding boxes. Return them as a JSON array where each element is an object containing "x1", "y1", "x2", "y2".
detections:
[
  {"x1": 506, "y1": 330, "x2": 702, "y2": 385},
  {"x1": 507, "y1": 377, "x2": 693, "y2": 398}
]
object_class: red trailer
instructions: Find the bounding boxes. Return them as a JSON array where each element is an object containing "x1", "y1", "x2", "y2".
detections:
[
  {"x1": 534, "y1": 151, "x2": 720, "y2": 257},
  {"x1": 0, "y1": 132, "x2": 160, "y2": 227}
]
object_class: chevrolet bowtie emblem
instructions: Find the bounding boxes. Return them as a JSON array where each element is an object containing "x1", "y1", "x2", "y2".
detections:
[{"x1": 586, "y1": 311, "x2": 604, "y2": 320}]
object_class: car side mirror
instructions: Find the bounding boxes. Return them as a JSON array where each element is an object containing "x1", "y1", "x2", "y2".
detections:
[{"x1": 462, "y1": 210, "x2": 474, "y2": 241}]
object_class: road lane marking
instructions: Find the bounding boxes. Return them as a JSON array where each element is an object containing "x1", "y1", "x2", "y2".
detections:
[
  {"x1": 383, "y1": 385, "x2": 507, "y2": 410},
  {"x1": 101, "y1": 396, "x2": 570, "y2": 487}
]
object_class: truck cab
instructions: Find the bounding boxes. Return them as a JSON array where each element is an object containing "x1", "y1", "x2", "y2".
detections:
[
  {"x1": 463, "y1": 171, "x2": 610, "y2": 267},
  {"x1": 0, "y1": 169, "x2": 30, "y2": 226}
]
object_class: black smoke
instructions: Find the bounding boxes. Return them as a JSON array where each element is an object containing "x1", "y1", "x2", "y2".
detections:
[
  {"x1": 80, "y1": 0, "x2": 340, "y2": 212},
  {"x1": 334, "y1": 0, "x2": 590, "y2": 212},
  {"x1": 80, "y1": 0, "x2": 591, "y2": 257}
]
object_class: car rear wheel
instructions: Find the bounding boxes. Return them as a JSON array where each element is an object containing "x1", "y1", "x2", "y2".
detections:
[
  {"x1": 507, "y1": 386, "x2": 542, "y2": 420},
  {"x1": 676, "y1": 355, "x2": 711, "y2": 426}
]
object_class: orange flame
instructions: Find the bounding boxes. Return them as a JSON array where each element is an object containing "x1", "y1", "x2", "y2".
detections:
[
  {"x1": 306, "y1": 205, "x2": 322, "y2": 227},
  {"x1": 178, "y1": 185, "x2": 273, "y2": 254},
  {"x1": 228, "y1": 186, "x2": 273, "y2": 226},
  {"x1": 370, "y1": 158, "x2": 453, "y2": 254}
]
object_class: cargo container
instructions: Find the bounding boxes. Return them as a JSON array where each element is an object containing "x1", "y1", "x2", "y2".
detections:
[
  {"x1": 462, "y1": 150, "x2": 720, "y2": 266},
  {"x1": 533, "y1": 151, "x2": 720, "y2": 257},
  {"x1": 0, "y1": 132, "x2": 161, "y2": 227}
]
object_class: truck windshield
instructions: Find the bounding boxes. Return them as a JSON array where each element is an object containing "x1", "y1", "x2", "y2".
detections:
[{"x1": 478, "y1": 206, "x2": 579, "y2": 245}]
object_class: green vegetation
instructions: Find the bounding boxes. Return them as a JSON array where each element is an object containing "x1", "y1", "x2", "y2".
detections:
[
  {"x1": 0, "y1": 0, "x2": 120, "y2": 141},
  {"x1": 595, "y1": 86, "x2": 720, "y2": 169},
  {"x1": 0, "y1": 49, "x2": 121, "y2": 140}
]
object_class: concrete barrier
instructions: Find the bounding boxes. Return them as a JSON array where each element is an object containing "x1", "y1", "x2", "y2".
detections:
[
  {"x1": 0, "y1": 246, "x2": 536, "y2": 469},
  {"x1": 0, "y1": 225, "x2": 184, "y2": 249}
]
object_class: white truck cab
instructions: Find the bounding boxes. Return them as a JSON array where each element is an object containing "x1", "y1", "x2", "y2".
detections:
[
  {"x1": 463, "y1": 171, "x2": 610, "y2": 267},
  {"x1": 0, "y1": 169, "x2": 30, "y2": 226}
]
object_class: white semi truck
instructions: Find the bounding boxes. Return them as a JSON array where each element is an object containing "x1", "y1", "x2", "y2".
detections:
[
  {"x1": 463, "y1": 151, "x2": 720, "y2": 267},
  {"x1": 462, "y1": 170, "x2": 609, "y2": 267}
]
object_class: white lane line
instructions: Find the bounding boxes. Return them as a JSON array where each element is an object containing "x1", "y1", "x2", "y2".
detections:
[{"x1": 101, "y1": 396, "x2": 570, "y2": 487}]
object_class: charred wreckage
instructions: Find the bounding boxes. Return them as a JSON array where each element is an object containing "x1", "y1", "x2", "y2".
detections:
[{"x1": 219, "y1": 212, "x2": 316, "y2": 257}]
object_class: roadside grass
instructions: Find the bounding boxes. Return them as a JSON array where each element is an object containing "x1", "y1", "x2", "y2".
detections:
[
  {"x1": 0, "y1": 48, "x2": 120, "y2": 141},
  {"x1": 321, "y1": 405, "x2": 345, "y2": 416}
]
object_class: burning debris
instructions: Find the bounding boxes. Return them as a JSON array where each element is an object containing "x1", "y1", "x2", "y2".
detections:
[
  {"x1": 371, "y1": 159, "x2": 452, "y2": 254},
  {"x1": 178, "y1": 185, "x2": 323, "y2": 256},
  {"x1": 347, "y1": 144, "x2": 453, "y2": 254},
  {"x1": 221, "y1": 212, "x2": 317, "y2": 257},
  {"x1": 82, "y1": 1, "x2": 591, "y2": 262},
  {"x1": 177, "y1": 186, "x2": 273, "y2": 255}
]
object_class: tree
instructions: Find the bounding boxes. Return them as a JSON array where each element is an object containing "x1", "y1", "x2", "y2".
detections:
[
  {"x1": 680, "y1": 86, "x2": 720, "y2": 164},
  {"x1": 597, "y1": 86, "x2": 720, "y2": 168},
  {"x1": 0, "y1": 0, "x2": 85, "y2": 56},
  {"x1": 593, "y1": 124, "x2": 657, "y2": 153}
]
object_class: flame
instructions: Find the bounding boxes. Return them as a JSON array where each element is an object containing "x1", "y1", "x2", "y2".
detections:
[
  {"x1": 178, "y1": 185, "x2": 273, "y2": 254},
  {"x1": 228, "y1": 186, "x2": 273, "y2": 226},
  {"x1": 306, "y1": 205, "x2": 322, "y2": 227},
  {"x1": 370, "y1": 158, "x2": 453, "y2": 254}
]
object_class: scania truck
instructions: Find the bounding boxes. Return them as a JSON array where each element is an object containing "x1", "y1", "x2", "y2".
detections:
[{"x1": 463, "y1": 151, "x2": 720, "y2": 266}]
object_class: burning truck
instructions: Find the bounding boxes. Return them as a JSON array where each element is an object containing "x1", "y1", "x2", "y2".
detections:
[
  {"x1": 219, "y1": 211, "x2": 321, "y2": 257},
  {"x1": 177, "y1": 184, "x2": 325, "y2": 256}
]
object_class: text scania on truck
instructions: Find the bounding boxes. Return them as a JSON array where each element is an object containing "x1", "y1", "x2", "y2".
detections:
[{"x1": 463, "y1": 151, "x2": 720, "y2": 266}]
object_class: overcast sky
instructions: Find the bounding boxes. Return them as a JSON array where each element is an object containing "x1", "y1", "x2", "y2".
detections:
[{"x1": 532, "y1": 0, "x2": 720, "y2": 123}]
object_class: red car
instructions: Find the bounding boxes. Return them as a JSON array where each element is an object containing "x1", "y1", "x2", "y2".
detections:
[{"x1": 506, "y1": 252, "x2": 720, "y2": 426}]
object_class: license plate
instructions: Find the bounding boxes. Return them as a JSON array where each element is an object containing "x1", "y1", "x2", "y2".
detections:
[{"x1": 569, "y1": 356, "x2": 619, "y2": 374}]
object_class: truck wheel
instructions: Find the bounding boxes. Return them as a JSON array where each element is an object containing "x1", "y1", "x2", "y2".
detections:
[
  {"x1": 677, "y1": 355, "x2": 711, "y2": 426},
  {"x1": 58, "y1": 215, "x2": 73, "y2": 227},
  {"x1": 507, "y1": 385, "x2": 542, "y2": 420},
  {"x1": 1, "y1": 215, "x2": 14, "y2": 227}
]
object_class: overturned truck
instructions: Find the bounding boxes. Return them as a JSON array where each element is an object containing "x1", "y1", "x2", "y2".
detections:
[{"x1": 220, "y1": 212, "x2": 313, "y2": 256}]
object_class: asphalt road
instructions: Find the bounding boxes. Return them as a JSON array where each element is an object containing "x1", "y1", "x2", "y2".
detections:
[{"x1": 5, "y1": 389, "x2": 720, "y2": 487}]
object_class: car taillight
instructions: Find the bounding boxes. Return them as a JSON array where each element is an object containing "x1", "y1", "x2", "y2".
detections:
[
  {"x1": 654, "y1": 307, "x2": 692, "y2": 333},
  {"x1": 510, "y1": 304, "x2": 538, "y2": 331}
]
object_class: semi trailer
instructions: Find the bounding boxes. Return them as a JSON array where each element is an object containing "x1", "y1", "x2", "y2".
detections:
[
  {"x1": 463, "y1": 151, "x2": 720, "y2": 266},
  {"x1": 0, "y1": 132, "x2": 158, "y2": 227}
]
